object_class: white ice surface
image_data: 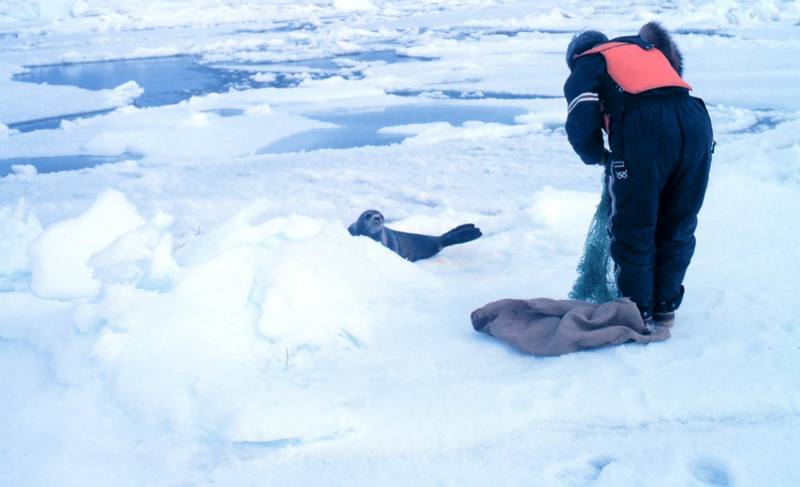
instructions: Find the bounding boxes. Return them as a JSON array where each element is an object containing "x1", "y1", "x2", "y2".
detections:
[
  {"x1": 0, "y1": 73, "x2": 142, "y2": 125},
  {"x1": 1, "y1": 1, "x2": 799, "y2": 486}
]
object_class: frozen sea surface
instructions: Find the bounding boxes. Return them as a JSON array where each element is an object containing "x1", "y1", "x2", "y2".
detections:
[
  {"x1": 13, "y1": 56, "x2": 250, "y2": 108},
  {"x1": 0, "y1": 152, "x2": 142, "y2": 176},
  {"x1": 8, "y1": 49, "x2": 438, "y2": 133},
  {"x1": 260, "y1": 104, "x2": 527, "y2": 153},
  {"x1": 1, "y1": 1, "x2": 799, "y2": 486}
]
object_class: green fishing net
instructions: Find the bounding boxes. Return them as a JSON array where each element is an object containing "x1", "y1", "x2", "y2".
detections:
[{"x1": 569, "y1": 177, "x2": 619, "y2": 303}]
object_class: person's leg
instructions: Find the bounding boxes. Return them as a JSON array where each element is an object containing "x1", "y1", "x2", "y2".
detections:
[
  {"x1": 605, "y1": 114, "x2": 657, "y2": 316},
  {"x1": 653, "y1": 97, "x2": 714, "y2": 315},
  {"x1": 608, "y1": 103, "x2": 682, "y2": 317},
  {"x1": 606, "y1": 166, "x2": 657, "y2": 316}
]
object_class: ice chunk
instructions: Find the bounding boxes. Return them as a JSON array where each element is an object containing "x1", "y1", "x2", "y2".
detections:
[
  {"x1": 29, "y1": 189, "x2": 145, "y2": 299},
  {"x1": 251, "y1": 72, "x2": 276, "y2": 84},
  {"x1": 32, "y1": 0, "x2": 77, "y2": 20},
  {"x1": 89, "y1": 210, "x2": 179, "y2": 289},
  {"x1": 0, "y1": 200, "x2": 43, "y2": 276},
  {"x1": 103, "y1": 81, "x2": 144, "y2": 107},
  {"x1": 332, "y1": 0, "x2": 376, "y2": 12},
  {"x1": 10, "y1": 164, "x2": 37, "y2": 176}
]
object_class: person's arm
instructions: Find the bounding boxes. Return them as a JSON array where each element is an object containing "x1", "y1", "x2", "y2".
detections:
[{"x1": 563, "y1": 56, "x2": 609, "y2": 165}]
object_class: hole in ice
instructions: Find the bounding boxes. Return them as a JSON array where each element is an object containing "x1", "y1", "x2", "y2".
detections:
[
  {"x1": 223, "y1": 50, "x2": 434, "y2": 80},
  {"x1": 232, "y1": 20, "x2": 317, "y2": 35},
  {"x1": 444, "y1": 27, "x2": 575, "y2": 40},
  {"x1": 0, "y1": 152, "x2": 143, "y2": 177},
  {"x1": 388, "y1": 89, "x2": 560, "y2": 100},
  {"x1": 10, "y1": 50, "x2": 435, "y2": 131},
  {"x1": 258, "y1": 103, "x2": 526, "y2": 154},
  {"x1": 730, "y1": 113, "x2": 785, "y2": 134},
  {"x1": 256, "y1": 126, "x2": 405, "y2": 154},
  {"x1": 675, "y1": 28, "x2": 734, "y2": 38},
  {"x1": 13, "y1": 56, "x2": 268, "y2": 109},
  {"x1": 203, "y1": 108, "x2": 245, "y2": 118},
  {"x1": 310, "y1": 103, "x2": 525, "y2": 126},
  {"x1": 7, "y1": 108, "x2": 115, "y2": 133},
  {"x1": 339, "y1": 50, "x2": 435, "y2": 64}
]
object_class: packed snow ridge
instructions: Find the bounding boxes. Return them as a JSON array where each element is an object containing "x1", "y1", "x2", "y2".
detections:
[{"x1": 1, "y1": 0, "x2": 799, "y2": 486}]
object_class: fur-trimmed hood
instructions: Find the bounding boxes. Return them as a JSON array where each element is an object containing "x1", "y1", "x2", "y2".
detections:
[
  {"x1": 638, "y1": 21, "x2": 684, "y2": 75},
  {"x1": 566, "y1": 30, "x2": 608, "y2": 70}
]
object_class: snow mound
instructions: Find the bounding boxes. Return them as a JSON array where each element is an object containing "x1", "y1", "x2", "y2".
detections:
[
  {"x1": 89, "y1": 210, "x2": 178, "y2": 290},
  {"x1": 0, "y1": 200, "x2": 43, "y2": 277},
  {"x1": 29, "y1": 189, "x2": 145, "y2": 299},
  {"x1": 0, "y1": 0, "x2": 89, "y2": 22},
  {"x1": 54, "y1": 197, "x2": 437, "y2": 437},
  {"x1": 526, "y1": 186, "x2": 598, "y2": 249},
  {"x1": 257, "y1": 223, "x2": 430, "y2": 349}
]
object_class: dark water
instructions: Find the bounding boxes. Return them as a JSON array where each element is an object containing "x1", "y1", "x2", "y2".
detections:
[
  {"x1": 7, "y1": 51, "x2": 530, "y2": 163},
  {"x1": 389, "y1": 89, "x2": 560, "y2": 100},
  {"x1": 675, "y1": 28, "x2": 734, "y2": 38},
  {"x1": 233, "y1": 20, "x2": 317, "y2": 35},
  {"x1": 224, "y1": 50, "x2": 434, "y2": 81},
  {"x1": 731, "y1": 114, "x2": 785, "y2": 134},
  {"x1": 257, "y1": 127, "x2": 405, "y2": 153},
  {"x1": 10, "y1": 51, "x2": 435, "y2": 131},
  {"x1": 8, "y1": 109, "x2": 115, "y2": 133},
  {"x1": 13, "y1": 51, "x2": 431, "y2": 104},
  {"x1": 0, "y1": 153, "x2": 142, "y2": 177},
  {"x1": 13, "y1": 56, "x2": 263, "y2": 108},
  {"x1": 446, "y1": 27, "x2": 574, "y2": 41},
  {"x1": 205, "y1": 108, "x2": 245, "y2": 117},
  {"x1": 339, "y1": 50, "x2": 435, "y2": 64},
  {"x1": 258, "y1": 104, "x2": 526, "y2": 154},
  {"x1": 312, "y1": 104, "x2": 524, "y2": 126}
]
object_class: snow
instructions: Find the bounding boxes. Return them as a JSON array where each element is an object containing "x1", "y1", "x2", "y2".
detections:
[
  {"x1": 333, "y1": 0, "x2": 376, "y2": 12},
  {"x1": 0, "y1": 199, "x2": 42, "y2": 278},
  {"x1": 1, "y1": 1, "x2": 799, "y2": 486},
  {"x1": 0, "y1": 72, "x2": 142, "y2": 125},
  {"x1": 10, "y1": 163, "x2": 37, "y2": 176},
  {"x1": 29, "y1": 189, "x2": 145, "y2": 299}
]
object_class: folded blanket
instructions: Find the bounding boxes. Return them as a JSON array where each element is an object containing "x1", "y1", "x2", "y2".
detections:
[{"x1": 471, "y1": 297, "x2": 669, "y2": 356}]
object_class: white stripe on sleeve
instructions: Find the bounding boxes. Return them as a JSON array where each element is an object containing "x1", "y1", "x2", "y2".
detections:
[{"x1": 567, "y1": 92, "x2": 599, "y2": 114}]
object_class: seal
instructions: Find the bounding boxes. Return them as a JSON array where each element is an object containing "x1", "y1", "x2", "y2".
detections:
[{"x1": 348, "y1": 210, "x2": 482, "y2": 262}]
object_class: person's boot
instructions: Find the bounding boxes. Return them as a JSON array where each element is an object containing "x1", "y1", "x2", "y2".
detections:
[
  {"x1": 653, "y1": 311, "x2": 675, "y2": 328},
  {"x1": 653, "y1": 287, "x2": 682, "y2": 328}
]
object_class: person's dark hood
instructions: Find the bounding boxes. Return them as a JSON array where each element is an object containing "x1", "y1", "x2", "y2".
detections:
[
  {"x1": 638, "y1": 21, "x2": 684, "y2": 75},
  {"x1": 565, "y1": 30, "x2": 608, "y2": 70}
]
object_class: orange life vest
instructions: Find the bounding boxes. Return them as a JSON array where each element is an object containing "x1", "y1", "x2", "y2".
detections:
[{"x1": 576, "y1": 41, "x2": 691, "y2": 94}]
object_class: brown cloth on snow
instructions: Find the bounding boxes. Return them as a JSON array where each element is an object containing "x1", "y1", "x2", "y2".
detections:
[{"x1": 471, "y1": 297, "x2": 669, "y2": 356}]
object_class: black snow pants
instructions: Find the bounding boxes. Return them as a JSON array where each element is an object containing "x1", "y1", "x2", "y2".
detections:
[{"x1": 606, "y1": 94, "x2": 713, "y2": 316}]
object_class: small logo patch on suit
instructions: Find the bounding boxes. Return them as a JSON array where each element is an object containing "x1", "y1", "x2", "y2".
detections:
[{"x1": 611, "y1": 160, "x2": 627, "y2": 180}]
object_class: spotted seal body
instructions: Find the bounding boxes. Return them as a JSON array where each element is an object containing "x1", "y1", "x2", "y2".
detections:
[{"x1": 348, "y1": 210, "x2": 482, "y2": 262}]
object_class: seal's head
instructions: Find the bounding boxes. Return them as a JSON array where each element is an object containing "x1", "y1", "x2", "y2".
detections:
[{"x1": 348, "y1": 210, "x2": 385, "y2": 240}]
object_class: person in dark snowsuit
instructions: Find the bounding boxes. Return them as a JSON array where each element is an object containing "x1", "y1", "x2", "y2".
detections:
[{"x1": 563, "y1": 22, "x2": 714, "y2": 327}]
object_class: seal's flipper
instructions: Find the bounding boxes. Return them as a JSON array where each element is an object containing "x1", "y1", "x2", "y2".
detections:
[
  {"x1": 349, "y1": 211, "x2": 481, "y2": 261},
  {"x1": 439, "y1": 224, "x2": 482, "y2": 248}
]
